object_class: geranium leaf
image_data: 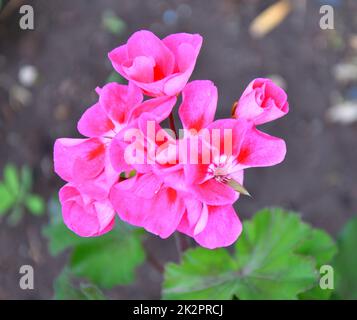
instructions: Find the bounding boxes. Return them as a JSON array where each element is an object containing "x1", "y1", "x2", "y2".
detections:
[
  {"x1": 163, "y1": 208, "x2": 335, "y2": 300},
  {"x1": 333, "y1": 217, "x2": 357, "y2": 299},
  {"x1": 44, "y1": 197, "x2": 146, "y2": 288},
  {"x1": 70, "y1": 228, "x2": 145, "y2": 288},
  {"x1": 297, "y1": 229, "x2": 337, "y2": 299}
]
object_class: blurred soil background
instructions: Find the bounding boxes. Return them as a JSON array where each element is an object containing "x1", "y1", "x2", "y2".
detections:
[{"x1": 0, "y1": 0, "x2": 356, "y2": 299}]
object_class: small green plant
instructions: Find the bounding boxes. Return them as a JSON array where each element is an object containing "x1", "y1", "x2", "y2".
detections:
[
  {"x1": 0, "y1": 163, "x2": 45, "y2": 225},
  {"x1": 43, "y1": 197, "x2": 146, "y2": 297}
]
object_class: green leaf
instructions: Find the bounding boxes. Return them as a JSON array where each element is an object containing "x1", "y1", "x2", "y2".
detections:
[
  {"x1": 164, "y1": 248, "x2": 238, "y2": 299},
  {"x1": 102, "y1": 10, "x2": 126, "y2": 35},
  {"x1": 54, "y1": 268, "x2": 106, "y2": 300},
  {"x1": 333, "y1": 217, "x2": 357, "y2": 299},
  {"x1": 4, "y1": 164, "x2": 20, "y2": 195},
  {"x1": 163, "y1": 208, "x2": 333, "y2": 300},
  {"x1": 43, "y1": 220, "x2": 89, "y2": 256},
  {"x1": 0, "y1": 183, "x2": 16, "y2": 215},
  {"x1": 25, "y1": 194, "x2": 45, "y2": 215},
  {"x1": 297, "y1": 229, "x2": 337, "y2": 299},
  {"x1": 44, "y1": 197, "x2": 146, "y2": 288},
  {"x1": 42, "y1": 198, "x2": 90, "y2": 256},
  {"x1": 70, "y1": 228, "x2": 145, "y2": 288}
]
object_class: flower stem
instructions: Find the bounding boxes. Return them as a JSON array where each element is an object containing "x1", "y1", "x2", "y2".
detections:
[
  {"x1": 143, "y1": 241, "x2": 164, "y2": 274},
  {"x1": 169, "y1": 112, "x2": 178, "y2": 138},
  {"x1": 175, "y1": 233, "x2": 190, "y2": 260},
  {"x1": 168, "y1": 112, "x2": 190, "y2": 259}
]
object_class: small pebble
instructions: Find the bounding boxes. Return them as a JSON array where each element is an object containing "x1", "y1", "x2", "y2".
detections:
[
  {"x1": 333, "y1": 63, "x2": 357, "y2": 83},
  {"x1": 18, "y1": 65, "x2": 39, "y2": 87},
  {"x1": 326, "y1": 101, "x2": 357, "y2": 125}
]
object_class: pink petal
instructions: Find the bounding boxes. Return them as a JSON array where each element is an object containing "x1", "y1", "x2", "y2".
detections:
[
  {"x1": 77, "y1": 102, "x2": 115, "y2": 138},
  {"x1": 237, "y1": 127, "x2": 287, "y2": 168},
  {"x1": 110, "y1": 178, "x2": 185, "y2": 238},
  {"x1": 194, "y1": 205, "x2": 242, "y2": 249},
  {"x1": 126, "y1": 30, "x2": 175, "y2": 80},
  {"x1": 108, "y1": 44, "x2": 129, "y2": 77},
  {"x1": 207, "y1": 118, "x2": 249, "y2": 158},
  {"x1": 59, "y1": 184, "x2": 115, "y2": 237},
  {"x1": 54, "y1": 138, "x2": 106, "y2": 183},
  {"x1": 128, "y1": 173, "x2": 163, "y2": 199},
  {"x1": 99, "y1": 82, "x2": 143, "y2": 125},
  {"x1": 162, "y1": 33, "x2": 202, "y2": 96},
  {"x1": 178, "y1": 80, "x2": 217, "y2": 131},
  {"x1": 109, "y1": 130, "x2": 139, "y2": 173},
  {"x1": 191, "y1": 178, "x2": 238, "y2": 206},
  {"x1": 76, "y1": 153, "x2": 119, "y2": 201},
  {"x1": 163, "y1": 33, "x2": 202, "y2": 72},
  {"x1": 122, "y1": 56, "x2": 155, "y2": 83},
  {"x1": 193, "y1": 203, "x2": 209, "y2": 235},
  {"x1": 130, "y1": 95, "x2": 177, "y2": 123}
]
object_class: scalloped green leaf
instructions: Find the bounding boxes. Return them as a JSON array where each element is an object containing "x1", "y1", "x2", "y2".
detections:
[
  {"x1": 70, "y1": 228, "x2": 145, "y2": 288},
  {"x1": 333, "y1": 217, "x2": 357, "y2": 299},
  {"x1": 297, "y1": 229, "x2": 337, "y2": 299},
  {"x1": 163, "y1": 208, "x2": 335, "y2": 300}
]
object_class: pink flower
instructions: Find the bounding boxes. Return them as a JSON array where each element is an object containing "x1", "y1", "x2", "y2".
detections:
[
  {"x1": 59, "y1": 183, "x2": 115, "y2": 237},
  {"x1": 77, "y1": 82, "x2": 143, "y2": 138},
  {"x1": 108, "y1": 30, "x2": 202, "y2": 97},
  {"x1": 53, "y1": 31, "x2": 290, "y2": 250},
  {"x1": 77, "y1": 83, "x2": 177, "y2": 173},
  {"x1": 185, "y1": 119, "x2": 286, "y2": 205},
  {"x1": 54, "y1": 137, "x2": 118, "y2": 237},
  {"x1": 233, "y1": 78, "x2": 289, "y2": 125},
  {"x1": 78, "y1": 82, "x2": 176, "y2": 139}
]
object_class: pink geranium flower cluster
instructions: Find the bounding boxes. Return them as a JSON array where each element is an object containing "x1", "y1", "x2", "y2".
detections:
[{"x1": 54, "y1": 30, "x2": 289, "y2": 249}]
